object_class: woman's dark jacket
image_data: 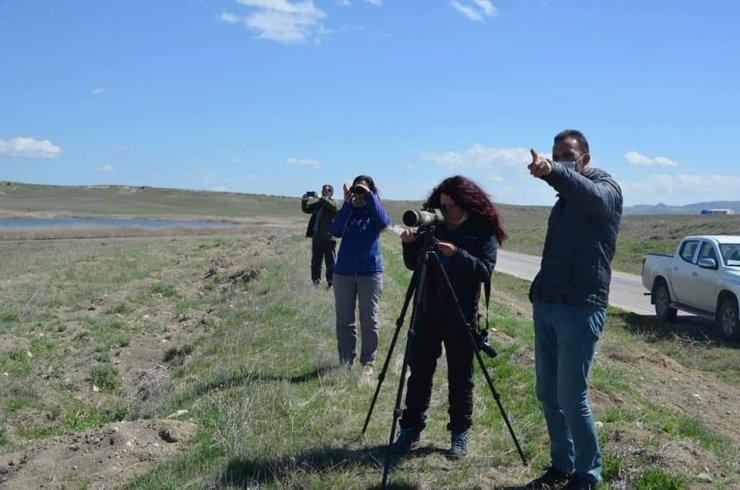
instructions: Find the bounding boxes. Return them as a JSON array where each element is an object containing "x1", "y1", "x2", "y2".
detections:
[{"x1": 402, "y1": 219, "x2": 498, "y2": 321}]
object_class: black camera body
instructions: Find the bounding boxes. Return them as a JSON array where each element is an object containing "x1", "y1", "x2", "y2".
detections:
[
  {"x1": 402, "y1": 208, "x2": 445, "y2": 227},
  {"x1": 349, "y1": 185, "x2": 367, "y2": 194},
  {"x1": 472, "y1": 328, "x2": 498, "y2": 359},
  {"x1": 306, "y1": 191, "x2": 317, "y2": 197}
]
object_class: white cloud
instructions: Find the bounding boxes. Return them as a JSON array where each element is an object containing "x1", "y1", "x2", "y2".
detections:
[
  {"x1": 220, "y1": 11, "x2": 241, "y2": 23},
  {"x1": 287, "y1": 157, "x2": 322, "y2": 169},
  {"x1": 485, "y1": 172, "x2": 505, "y2": 182},
  {"x1": 96, "y1": 164, "x2": 115, "y2": 173},
  {"x1": 621, "y1": 173, "x2": 740, "y2": 204},
  {"x1": 450, "y1": 0, "x2": 497, "y2": 21},
  {"x1": 91, "y1": 87, "x2": 105, "y2": 95},
  {"x1": 0, "y1": 137, "x2": 62, "y2": 158},
  {"x1": 225, "y1": 0, "x2": 327, "y2": 43},
  {"x1": 423, "y1": 144, "x2": 530, "y2": 173},
  {"x1": 624, "y1": 150, "x2": 677, "y2": 167},
  {"x1": 364, "y1": 0, "x2": 382, "y2": 5},
  {"x1": 474, "y1": 0, "x2": 496, "y2": 15}
]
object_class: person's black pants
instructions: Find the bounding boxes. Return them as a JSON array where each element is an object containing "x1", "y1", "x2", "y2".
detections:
[
  {"x1": 311, "y1": 238, "x2": 336, "y2": 285},
  {"x1": 400, "y1": 310, "x2": 475, "y2": 433}
]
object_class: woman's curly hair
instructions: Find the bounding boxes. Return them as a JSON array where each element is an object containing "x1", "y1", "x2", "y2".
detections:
[{"x1": 423, "y1": 175, "x2": 507, "y2": 243}]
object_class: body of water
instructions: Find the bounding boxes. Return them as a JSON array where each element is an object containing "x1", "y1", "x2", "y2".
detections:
[{"x1": 0, "y1": 217, "x2": 239, "y2": 229}]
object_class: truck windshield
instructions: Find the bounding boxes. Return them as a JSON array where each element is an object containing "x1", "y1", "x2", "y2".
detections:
[{"x1": 720, "y1": 244, "x2": 740, "y2": 266}]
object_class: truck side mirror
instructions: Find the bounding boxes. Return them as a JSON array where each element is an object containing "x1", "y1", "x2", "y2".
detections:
[{"x1": 697, "y1": 258, "x2": 718, "y2": 270}]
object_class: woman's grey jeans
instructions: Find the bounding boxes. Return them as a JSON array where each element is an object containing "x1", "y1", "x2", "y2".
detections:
[{"x1": 333, "y1": 273, "x2": 383, "y2": 366}]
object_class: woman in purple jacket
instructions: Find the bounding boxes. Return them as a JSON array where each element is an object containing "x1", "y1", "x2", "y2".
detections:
[{"x1": 330, "y1": 175, "x2": 391, "y2": 371}]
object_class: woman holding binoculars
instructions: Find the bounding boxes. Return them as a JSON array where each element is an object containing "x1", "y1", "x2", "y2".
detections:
[{"x1": 330, "y1": 175, "x2": 391, "y2": 375}]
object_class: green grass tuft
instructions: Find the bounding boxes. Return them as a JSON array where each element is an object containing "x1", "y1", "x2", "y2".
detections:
[
  {"x1": 635, "y1": 467, "x2": 687, "y2": 489},
  {"x1": 90, "y1": 363, "x2": 119, "y2": 392}
]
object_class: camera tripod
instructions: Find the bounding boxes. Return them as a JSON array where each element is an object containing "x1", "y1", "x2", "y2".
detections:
[{"x1": 361, "y1": 228, "x2": 528, "y2": 488}]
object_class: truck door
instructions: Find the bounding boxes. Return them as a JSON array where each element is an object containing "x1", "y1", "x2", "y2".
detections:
[
  {"x1": 671, "y1": 239, "x2": 700, "y2": 304},
  {"x1": 693, "y1": 241, "x2": 720, "y2": 311}
]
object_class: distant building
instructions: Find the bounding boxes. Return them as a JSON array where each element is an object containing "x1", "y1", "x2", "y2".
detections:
[{"x1": 700, "y1": 209, "x2": 735, "y2": 215}]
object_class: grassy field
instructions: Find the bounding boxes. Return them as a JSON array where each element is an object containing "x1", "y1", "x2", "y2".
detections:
[{"x1": 0, "y1": 226, "x2": 738, "y2": 488}]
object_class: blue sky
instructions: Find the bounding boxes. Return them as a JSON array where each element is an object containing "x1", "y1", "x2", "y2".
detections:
[{"x1": 1, "y1": 0, "x2": 739, "y2": 207}]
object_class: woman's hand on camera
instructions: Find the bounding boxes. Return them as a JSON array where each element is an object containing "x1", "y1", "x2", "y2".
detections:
[
  {"x1": 436, "y1": 240, "x2": 458, "y2": 257},
  {"x1": 400, "y1": 229, "x2": 416, "y2": 243}
]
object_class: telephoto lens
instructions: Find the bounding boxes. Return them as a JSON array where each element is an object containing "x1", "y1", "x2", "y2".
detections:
[{"x1": 402, "y1": 209, "x2": 445, "y2": 227}]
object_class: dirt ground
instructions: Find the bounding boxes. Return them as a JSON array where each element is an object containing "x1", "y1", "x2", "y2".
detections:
[{"x1": 0, "y1": 419, "x2": 199, "y2": 489}]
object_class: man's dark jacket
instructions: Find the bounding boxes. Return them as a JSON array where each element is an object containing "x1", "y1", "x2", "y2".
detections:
[
  {"x1": 302, "y1": 197, "x2": 339, "y2": 241},
  {"x1": 529, "y1": 163, "x2": 623, "y2": 308}
]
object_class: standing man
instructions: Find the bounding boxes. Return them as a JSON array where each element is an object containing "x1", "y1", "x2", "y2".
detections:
[
  {"x1": 526, "y1": 130, "x2": 622, "y2": 490},
  {"x1": 302, "y1": 184, "x2": 339, "y2": 288}
]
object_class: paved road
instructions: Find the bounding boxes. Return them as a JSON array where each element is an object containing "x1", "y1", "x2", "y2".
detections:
[{"x1": 496, "y1": 250, "x2": 655, "y2": 315}]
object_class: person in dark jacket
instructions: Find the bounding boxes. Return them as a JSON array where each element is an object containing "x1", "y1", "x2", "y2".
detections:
[
  {"x1": 525, "y1": 130, "x2": 622, "y2": 490},
  {"x1": 301, "y1": 184, "x2": 339, "y2": 288},
  {"x1": 392, "y1": 175, "x2": 506, "y2": 459},
  {"x1": 330, "y1": 175, "x2": 391, "y2": 371}
]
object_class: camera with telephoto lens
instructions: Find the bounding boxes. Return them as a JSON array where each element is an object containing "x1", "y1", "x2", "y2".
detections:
[
  {"x1": 402, "y1": 208, "x2": 445, "y2": 228},
  {"x1": 472, "y1": 328, "x2": 498, "y2": 358}
]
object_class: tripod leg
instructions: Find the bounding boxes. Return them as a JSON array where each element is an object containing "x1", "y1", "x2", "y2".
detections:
[
  {"x1": 472, "y1": 346, "x2": 528, "y2": 465},
  {"x1": 429, "y1": 252, "x2": 528, "y2": 466},
  {"x1": 362, "y1": 271, "x2": 417, "y2": 436},
  {"x1": 380, "y1": 255, "x2": 430, "y2": 489}
]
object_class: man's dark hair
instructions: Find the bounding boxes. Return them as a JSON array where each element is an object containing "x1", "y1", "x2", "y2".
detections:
[
  {"x1": 554, "y1": 129, "x2": 590, "y2": 154},
  {"x1": 322, "y1": 184, "x2": 333, "y2": 194}
]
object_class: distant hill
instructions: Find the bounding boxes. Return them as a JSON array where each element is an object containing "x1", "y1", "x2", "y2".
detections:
[
  {"x1": 1, "y1": 180, "x2": 736, "y2": 219},
  {"x1": 625, "y1": 201, "x2": 740, "y2": 215},
  {"x1": 0, "y1": 181, "x2": 547, "y2": 227}
]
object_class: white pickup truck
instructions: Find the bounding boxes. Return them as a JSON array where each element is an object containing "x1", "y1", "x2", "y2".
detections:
[{"x1": 641, "y1": 235, "x2": 740, "y2": 340}]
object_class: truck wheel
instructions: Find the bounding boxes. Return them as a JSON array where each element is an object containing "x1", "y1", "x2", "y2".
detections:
[
  {"x1": 654, "y1": 282, "x2": 677, "y2": 321},
  {"x1": 717, "y1": 297, "x2": 739, "y2": 341}
]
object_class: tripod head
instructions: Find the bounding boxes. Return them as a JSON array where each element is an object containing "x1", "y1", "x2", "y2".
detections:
[{"x1": 415, "y1": 225, "x2": 439, "y2": 252}]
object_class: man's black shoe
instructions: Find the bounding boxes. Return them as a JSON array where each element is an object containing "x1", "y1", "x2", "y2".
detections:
[
  {"x1": 525, "y1": 466, "x2": 572, "y2": 489},
  {"x1": 562, "y1": 474, "x2": 598, "y2": 490}
]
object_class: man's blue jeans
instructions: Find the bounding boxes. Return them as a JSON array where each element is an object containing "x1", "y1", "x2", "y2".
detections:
[{"x1": 533, "y1": 299, "x2": 605, "y2": 483}]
